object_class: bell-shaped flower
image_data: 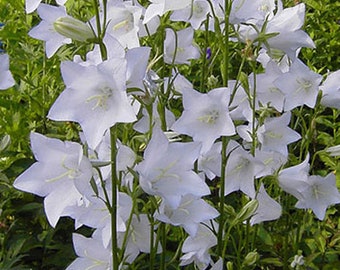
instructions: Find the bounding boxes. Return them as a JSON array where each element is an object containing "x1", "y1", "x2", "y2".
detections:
[
  {"x1": 295, "y1": 173, "x2": 340, "y2": 220},
  {"x1": 320, "y1": 70, "x2": 340, "y2": 109},
  {"x1": 136, "y1": 1, "x2": 160, "y2": 37},
  {"x1": 29, "y1": 4, "x2": 71, "y2": 58},
  {"x1": 13, "y1": 132, "x2": 93, "y2": 227},
  {"x1": 118, "y1": 214, "x2": 162, "y2": 264},
  {"x1": 180, "y1": 221, "x2": 218, "y2": 269},
  {"x1": 155, "y1": 194, "x2": 219, "y2": 237},
  {"x1": 66, "y1": 232, "x2": 111, "y2": 270},
  {"x1": 0, "y1": 54, "x2": 15, "y2": 90},
  {"x1": 74, "y1": 34, "x2": 126, "y2": 66},
  {"x1": 164, "y1": 27, "x2": 200, "y2": 65},
  {"x1": 172, "y1": 87, "x2": 235, "y2": 153},
  {"x1": 264, "y1": 3, "x2": 315, "y2": 59},
  {"x1": 278, "y1": 154, "x2": 310, "y2": 200},
  {"x1": 274, "y1": 59, "x2": 322, "y2": 111},
  {"x1": 171, "y1": 0, "x2": 211, "y2": 30},
  {"x1": 26, "y1": 0, "x2": 67, "y2": 14},
  {"x1": 257, "y1": 112, "x2": 301, "y2": 157},
  {"x1": 254, "y1": 60, "x2": 285, "y2": 112},
  {"x1": 170, "y1": 71, "x2": 194, "y2": 96},
  {"x1": 72, "y1": 188, "x2": 132, "y2": 248},
  {"x1": 143, "y1": 0, "x2": 192, "y2": 24},
  {"x1": 126, "y1": 46, "x2": 151, "y2": 90},
  {"x1": 224, "y1": 140, "x2": 263, "y2": 198},
  {"x1": 136, "y1": 128, "x2": 210, "y2": 208},
  {"x1": 255, "y1": 149, "x2": 287, "y2": 178},
  {"x1": 198, "y1": 142, "x2": 222, "y2": 180},
  {"x1": 250, "y1": 183, "x2": 282, "y2": 225},
  {"x1": 230, "y1": 0, "x2": 276, "y2": 24},
  {"x1": 104, "y1": 1, "x2": 142, "y2": 48},
  {"x1": 257, "y1": 48, "x2": 291, "y2": 73},
  {"x1": 48, "y1": 59, "x2": 136, "y2": 149}
]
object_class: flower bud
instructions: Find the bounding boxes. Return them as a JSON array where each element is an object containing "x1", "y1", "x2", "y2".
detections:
[
  {"x1": 326, "y1": 144, "x2": 340, "y2": 156},
  {"x1": 207, "y1": 75, "x2": 219, "y2": 89},
  {"x1": 243, "y1": 250, "x2": 259, "y2": 266},
  {"x1": 54, "y1": 16, "x2": 95, "y2": 42},
  {"x1": 0, "y1": 134, "x2": 11, "y2": 152},
  {"x1": 234, "y1": 199, "x2": 258, "y2": 224},
  {"x1": 226, "y1": 261, "x2": 233, "y2": 270}
]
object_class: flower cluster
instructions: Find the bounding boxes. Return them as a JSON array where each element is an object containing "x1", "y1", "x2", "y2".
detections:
[{"x1": 11, "y1": 0, "x2": 340, "y2": 269}]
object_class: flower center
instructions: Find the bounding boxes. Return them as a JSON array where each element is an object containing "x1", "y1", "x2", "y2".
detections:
[
  {"x1": 197, "y1": 110, "x2": 219, "y2": 125},
  {"x1": 193, "y1": 2, "x2": 204, "y2": 16},
  {"x1": 45, "y1": 156, "x2": 82, "y2": 183},
  {"x1": 229, "y1": 157, "x2": 250, "y2": 176},
  {"x1": 86, "y1": 85, "x2": 113, "y2": 111},
  {"x1": 112, "y1": 12, "x2": 134, "y2": 34},
  {"x1": 151, "y1": 161, "x2": 180, "y2": 190},
  {"x1": 296, "y1": 78, "x2": 313, "y2": 92}
]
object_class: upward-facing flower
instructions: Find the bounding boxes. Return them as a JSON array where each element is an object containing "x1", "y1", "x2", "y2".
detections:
[
  {"x1": 171, "y1": 0, "x2": 211, "y2": 30},
  {"x1": 48, "y1": 59, "x2": 136, "y2": 149},
  {"x1": 0, "y1": 54, "x2": 15, "y2": 90},
  {"x1": 274, "y1": 59, "x2": 322, "y2": 111},
  {"x1": 164, "y1": 27, "x2": 200, "y2": 65},
  {"x1": 13, "y1": 132, "x2": 93, "y2": 227},
  {"x1": 172, "y1": 87, "x2": 235, "y2": 153},
  {"x1": 180, "y1": 221, "x2": 218, "y2": 270},
  {"x1": 154, "y1": 194, "x2": 219, "y2": 237},
  {"x1": 254, "y1": 60, "x2": 285, "y2": 112},
  {"x1": 104, "y1": 1, "x2": 142, "y2": 48},
  {"x1": 295, "y1": 173, "x2": 340, "y2": 220},
  {"x1": 257, "y1": 112, "x2": 301, "y2": 157},
  {"x1": 230, "y1": 0, "x2": 276, "y2": 24},
  {"x1": 66, "y1": 232, "x2": 112, "y2": 270},
  {"x1": 136, "y1": 128, "x2": 210, "y2": 208}
]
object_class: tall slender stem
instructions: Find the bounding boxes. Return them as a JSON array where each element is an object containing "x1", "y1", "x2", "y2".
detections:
[
  {"x1": 110, "y1": 126, "x2": 119, "y2": 270},
  {"x1": 217, "y1": 0, "x2": 231, "y2": 259}
]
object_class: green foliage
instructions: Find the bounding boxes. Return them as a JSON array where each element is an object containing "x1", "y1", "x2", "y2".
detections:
[{"x1": 301, "y1": 0, "x2": 340, "y2": 73}]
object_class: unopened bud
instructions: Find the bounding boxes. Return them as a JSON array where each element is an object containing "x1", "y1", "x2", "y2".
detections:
[
  {"x1": 0, "y1": 134, "x2": 11, "y2": 152},
  {"x1": 243, "y1": 251, "x2": 259, "y2": 266},
  {"x1": 207, "y1": 75, "x2": 219, "y2": 89},
  {"x1": 234, "y1": 199, "x2": 258, "y2": 224},
  {"x1": 54, "y1": 16, "x2": 95, "y2": 42},
  {"x1": 226, "y1": 261, "x2": 233, "y2": 270}
]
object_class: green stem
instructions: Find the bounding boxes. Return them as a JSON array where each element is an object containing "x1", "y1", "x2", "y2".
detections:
[
  {"x1": 221, "y1": 222, "x2": 234, "y2": 259},
  {"x1": 200, "y1": 15, "x2": 209, "y2": 93},
  {"x1": 217, "y1": 136, "x2": 228, "y2": 257},
  {"x1": 149, "y1": 214, "x2": 155, "y2": 270},
  {"x1": 110, "y1": 126, "x2": 119, "y2": 270},
  {"x1": 250, "y1": 63, "x2": 257, "y2": 156},
  {"x1": 160, "y1": 223, "x2": 166, "y2": 270},
  {"x1": 217, "y1": 0, "x2": 231, "y2": 260}
]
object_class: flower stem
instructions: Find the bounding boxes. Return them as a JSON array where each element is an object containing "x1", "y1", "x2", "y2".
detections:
[
  {"x1": 110, "y1": 125, "x2": 119, "y2": 270},
  {"x1": 217, "y1": 0, "x2": 231, "y2": 259}
]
